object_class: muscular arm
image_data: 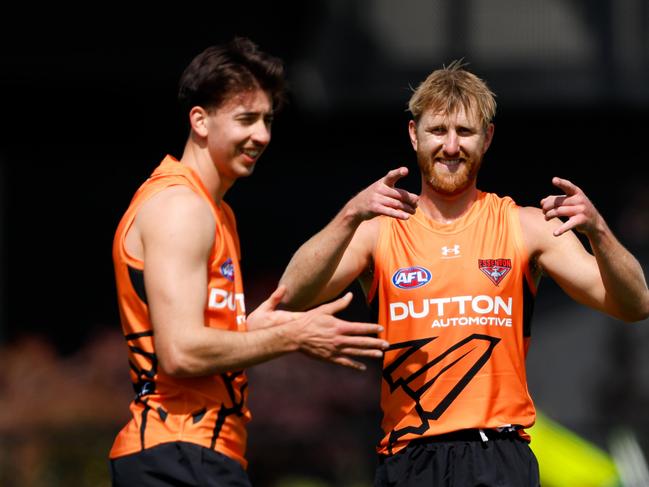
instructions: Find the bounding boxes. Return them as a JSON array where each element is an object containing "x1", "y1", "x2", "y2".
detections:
[
  {"x1": 521, "y1": 177, "x2": 649, "y2": 322},
  {"x1": 279, "y1": 208, "x2": 377, "y2": 310},
  {"x1": 135, "y1": 187, "x2": 388, "y2": 377},
  {"x1": 280, "y1": 168, "x2": 419, "y2": 310}
]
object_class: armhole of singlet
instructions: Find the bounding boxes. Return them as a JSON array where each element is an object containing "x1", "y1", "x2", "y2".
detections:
[
  {"x1": 509, "y1": 203, "x2": 537, "y2": 296},
  {"x1": 366, "y1": 216, "x2": 388, "y2": 304},
  {"x1": 120, "y1": 214, "x2": 144, "y2": 270},
  {"x1": 219, "y1": 202, "x2": 240, "y2": 259},
  {"x1": 120, "y1": 182, "x2": 219, "y2": 268}
]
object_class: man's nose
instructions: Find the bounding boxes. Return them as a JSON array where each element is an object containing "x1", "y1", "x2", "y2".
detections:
[
  {"x1": 443, "y1": 131, "x2": 460, "y2": 155},
  {"x1": 251, "y1": 120, "x2": 271, "y2": 145}
]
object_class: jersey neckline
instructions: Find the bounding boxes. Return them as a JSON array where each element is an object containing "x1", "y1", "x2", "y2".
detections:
[{"x1": 410, "y1": 191, "x2": 490, "y2": 235}]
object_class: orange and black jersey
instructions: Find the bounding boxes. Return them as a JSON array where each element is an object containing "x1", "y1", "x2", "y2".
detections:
[
  {"x1": 368, "y1": 191, "x2": 538, "y2": 456},
  {"x1": 110, "y1": 156, "x2": 251, "y2": 467}
]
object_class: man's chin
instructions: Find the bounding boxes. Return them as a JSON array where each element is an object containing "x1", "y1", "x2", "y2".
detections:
[
  {"x1": 238, "y1": 164, "x2": 256, "y2": 178},
  {"x1": 426, "y1": 176, "x2": 471, "y2": 195}
]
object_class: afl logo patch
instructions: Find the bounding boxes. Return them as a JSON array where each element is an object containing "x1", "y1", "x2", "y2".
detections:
[
  {"x1": 221, "y1": 258, "x2": 235, "y2": 282},
  {"x1": 392, "y1": 266, "x2": 432, "y2": 289}
]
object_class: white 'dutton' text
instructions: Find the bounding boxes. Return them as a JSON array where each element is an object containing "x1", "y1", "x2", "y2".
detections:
[
  {"x1": 208, "y1": 288, "x2": 247, "y2": 324},
  {"x1": 389, "y1": 295, "x2": 513, "y2": 328}
]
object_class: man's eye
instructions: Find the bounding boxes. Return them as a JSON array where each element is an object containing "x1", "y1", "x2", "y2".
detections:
[{"x1": 238, "y1": 116, "x2": 256, "y2": 125}]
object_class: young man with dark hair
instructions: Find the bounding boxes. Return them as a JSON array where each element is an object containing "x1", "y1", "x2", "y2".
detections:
[{"x1": 109, "y1": 37, "x2": 388, "y2": 487}]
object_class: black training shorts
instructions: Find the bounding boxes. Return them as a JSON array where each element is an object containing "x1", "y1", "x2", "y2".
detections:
[
  {"x1": 110, "y1": 441, "x2": 252, "y2": 487},
  {"x1": 374, "y1": 430, "x2": 540, "y2": 487}
]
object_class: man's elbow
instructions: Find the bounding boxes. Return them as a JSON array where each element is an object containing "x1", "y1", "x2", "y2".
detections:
[
  {"x1": 278, "y1": 281, "x2": 309, "y2": 311},
  {"x1": 622, "y1": 312, "x2": 649, "y2": 323},
  {"x1": 277, "y1": 285, "x2": 296, "y2": 308},
  {"x1": 158, "y1": 346, "x2": 197, "y2": 377},
  {"x1": 632, "y1": 296, "x2": 649, "y2": 322},
  {"x1": 617, "y1": 297, "x2": 649, "y2": 323},
  {"x1": 281, "y1": 294, "x2": 315, "y2": 311}
]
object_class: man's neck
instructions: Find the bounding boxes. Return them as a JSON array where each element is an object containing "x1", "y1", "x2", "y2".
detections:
[
  {"x1": 180, "y1": 142, "x2": 231, "y2": 203},
  {"x1": 418, "y1": 184, "x2": 480, "y2": 224}
]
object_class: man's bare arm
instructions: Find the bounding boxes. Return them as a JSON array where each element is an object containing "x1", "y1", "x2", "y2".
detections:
[
  {"x1": 280, "y1": 167, "x2": 418, "y2": 310},
  {"x1": 136, "y1": 187, "x2": 389, "y2": 377},
  {"x1": 522, "y1": 177, "x2": 649, "y2": 322}
]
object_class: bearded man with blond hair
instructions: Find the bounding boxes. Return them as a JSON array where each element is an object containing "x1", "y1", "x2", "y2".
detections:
[{"x1": 279, "y1": 61, "x2": 649, "y2": 486}]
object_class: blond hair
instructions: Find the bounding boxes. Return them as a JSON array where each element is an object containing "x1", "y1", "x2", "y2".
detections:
[{"x1": 408, "y1": 60, "x2": 496, "y2": 129}]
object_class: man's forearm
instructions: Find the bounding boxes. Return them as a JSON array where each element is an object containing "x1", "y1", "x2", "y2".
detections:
[
  {"x1": 159, "y1": 324, "x2": 297, "y2": 377},
  {"x1": 158, "y1": 293, "x2": 388, "y2": 377},
  {"x1": 590, "y1": 224, "x2": 649, "y2": 322},
  {"x1": 280, "y1": 167, "x2": 417, "y2": 310},
  {"x1": 280, "y1": 206, "x2": 360, "y2": 310}
]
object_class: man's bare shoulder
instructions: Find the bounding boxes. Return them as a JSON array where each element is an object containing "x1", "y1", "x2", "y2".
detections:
[
  {"x1": 518, "y1": 205, "x2": 564, "y2": 254},
  {"x1": 138, "y1": 185, "x2": 212, "y2": 221},
  {"x1": 136, "y1": 186, "x2": 216, "y2": 250},
  {"x1": 358, "y1": 217, "x2": 381, "y2": 237}
]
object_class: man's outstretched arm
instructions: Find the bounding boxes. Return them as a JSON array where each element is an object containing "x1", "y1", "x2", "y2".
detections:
[
  {"x1": 280, "y1": 167, "x2": 418, "y2": 310},
  {"x1": 137, "y1": 186, "x2": 389, "y2": 376}
]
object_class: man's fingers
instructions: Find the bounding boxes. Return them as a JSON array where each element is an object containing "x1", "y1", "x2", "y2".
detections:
[
  {"x1": 541, "y1": 178, "x2": 595, "y2": 236},
  {"x1": 395, "y1": 187, "x2": 419, "y2": 207},
  {"x1": 315, "y1": 292, "x2": 353, "y2": 314},
  {"x1": 541, "y1": 178, "x2": 582, "y2": 209},
  {"x1": 552, "y1": 220, "x2": 574, "y2": 237},
  {"x1": 272, "y1": 309, "x2": 301, "y2": 322},
  {"x1": 260, "y1": 285, "x2": 287, "y2": 311},
  {"x1": 339, "y1": 334, "x2": 389, "y2": 349},
  {"x1": 552, "y1": 176, "x2": 579, "y2": 195},
  {"x1": 544, "y1": 204, "x2": 586, "y2": 220},
  {"x1": 540, "y1": 195, "x2": 567, "y2": 210},
  {"x1": 379, "y1": 206, "x2": 417, "y2": 221},
  {"x1": 382, "y1": 167, "x2": 409, "y2": 188},
  {"x1": 330, "y1": 356, "x2": 367, "y2": 371},
  {"x1": 382, "y1": 188, "x2": 418, "y2": 213},
  {"x1": 269, "y1": 285, "x2": 287, "y2": 303},
  {"x1": 338, "y1": 347, "x2": 385, "y2": 358},
  {"x1": 339, "y1": 321, "x2": 385, "y2": 336},
  {"x1": 374, "y1": 190, "x2": 418, "y2": 220}
]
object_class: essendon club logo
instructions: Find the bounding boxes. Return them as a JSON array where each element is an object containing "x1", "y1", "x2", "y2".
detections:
[{"x1": 478, "y1": 258, "x2": 512, "y2": 286}]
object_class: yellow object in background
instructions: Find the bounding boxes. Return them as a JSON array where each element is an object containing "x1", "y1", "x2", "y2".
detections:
[{"x1": 529, "y1": 412, "x2": 620, "y2": 487}]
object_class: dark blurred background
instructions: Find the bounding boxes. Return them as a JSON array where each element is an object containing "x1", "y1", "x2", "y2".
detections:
[{"x1": 1, "y1": 1, "x2": 648, "y2": 486}]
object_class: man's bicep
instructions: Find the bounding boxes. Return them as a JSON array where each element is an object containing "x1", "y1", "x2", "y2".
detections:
[
  {"x1": 144, "y1": 235, "x2": 210, "y2": 330},
  {"x1": 523, "y1": 208, "x2": 604, "y2": 309},
  {"x1": 139, "y1": 192, "x2": 215, "y2": 335},
  {"x1": 543, "y1": 234, "x2": 600, "y2": 289}
]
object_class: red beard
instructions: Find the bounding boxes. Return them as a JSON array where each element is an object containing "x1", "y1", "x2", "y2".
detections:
[{"x1": 418, "y1": 153, "x2": 482, "y2": 195}]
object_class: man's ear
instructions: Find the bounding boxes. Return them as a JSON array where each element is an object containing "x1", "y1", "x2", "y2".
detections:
[
  {"x1": 189, "y1": 106, "x2": 209, "y2": 138},
  {"x1": 482, "y1": 123, "x2": 495, "y2": 154},
  {"x1": 408, "y1": 120, "x2": 418, "y2": 151}
]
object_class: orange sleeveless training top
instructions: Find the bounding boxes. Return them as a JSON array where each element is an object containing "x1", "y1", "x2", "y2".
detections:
[
  {"x1": 110, "y1": 155, "x2": 251, "y2": 467},
  {"x1": 368, "y1": 191, "x2": 537, "y2": 456}
]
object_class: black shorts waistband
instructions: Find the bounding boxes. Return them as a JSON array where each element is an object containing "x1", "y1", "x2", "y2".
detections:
[
  {"x1": 378, "y1": 428, "x2": 527, "y2": 462},
  {"x1": 404, "y1": 428, "x2": 523, "y2": 449}
]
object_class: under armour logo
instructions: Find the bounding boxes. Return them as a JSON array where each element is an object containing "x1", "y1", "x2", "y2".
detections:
[{"x1": 441, "y1": 245, "x2": 461, "y2": 257}]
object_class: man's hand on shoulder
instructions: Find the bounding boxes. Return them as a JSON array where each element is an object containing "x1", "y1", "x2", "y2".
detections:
[{"x1": 344, "y1": 167, "x2": 419, "y2": 223}]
